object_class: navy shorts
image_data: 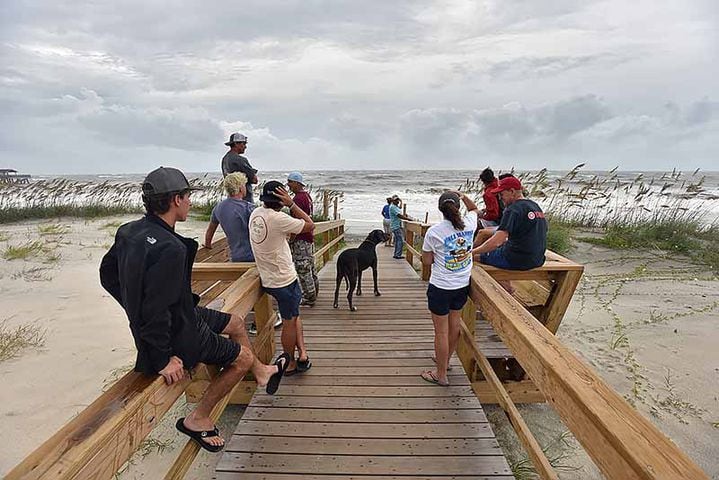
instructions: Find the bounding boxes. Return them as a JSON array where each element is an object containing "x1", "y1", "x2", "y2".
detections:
[
  {"x1": 479, "y1": 247, "x2": 513, "y2": 269},
  {"x1": 195, "y1": 306, "x2": 240, "y2": 367},
  {"x1": 427, "y1": 283, "x2": 470, "y2": 316},
  {"x1": 264, "y1": 280, "x2": 302, "y2": 320}
]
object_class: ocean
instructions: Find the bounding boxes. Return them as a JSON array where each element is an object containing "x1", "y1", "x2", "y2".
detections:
[{"x1": 13, "y1": 169, "x2": 719, "y2": 235}]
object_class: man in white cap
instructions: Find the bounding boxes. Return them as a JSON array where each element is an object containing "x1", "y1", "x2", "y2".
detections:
[
  {"x1": 287, "y1": 171, "x2": 319, "y2": 306},
  {"x1": 221, "y1": 133, "x2": 258, "y2": 203}
]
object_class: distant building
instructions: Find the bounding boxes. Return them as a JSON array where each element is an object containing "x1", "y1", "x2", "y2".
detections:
[{"x1": 0, "y1": 169, "x2": 31, "y2": 184}]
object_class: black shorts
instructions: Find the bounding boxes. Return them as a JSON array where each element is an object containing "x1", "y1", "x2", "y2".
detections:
[
  {"x1": 195, "y1": 306, "x2": 240, "y2": 367},
  {"x1": 264, "y1": 280, "x2": 302, "y2": 320},
  {"x1": 426, "y1": 284, "x2": 470, "y2": 316}
]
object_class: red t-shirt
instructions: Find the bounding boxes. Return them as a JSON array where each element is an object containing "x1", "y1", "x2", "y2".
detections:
[
  {"x1": 482, "y1": 179, "x2": 501, "y2": 221},
  {"x1": 291, "y1": 190, "x2": 314, "y2": 243}
]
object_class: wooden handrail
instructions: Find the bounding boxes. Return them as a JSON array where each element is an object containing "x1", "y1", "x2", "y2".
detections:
[
  {"x1": 468, "y1": 266, "x2": 708, "y2": 479},
  {"x1": 6, "y1": 268, "x2": 266, "y2": 480},
  {"x1": 458, "y1": 317, "x2": 557, "y2": 480},
  {"x1": 192, "y1": 262, "x2": 255, "y2": 280},
  {"x1": 314, "y1": 233, "x2": 344, "y2": 261},
  {"x1": 313, "y1": 219, "x2": 344, "y2": 234}
]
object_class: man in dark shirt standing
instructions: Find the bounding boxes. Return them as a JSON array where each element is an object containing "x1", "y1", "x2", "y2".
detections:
[
  {"x1": 221, "y1": 132, "x2": 259, "y2": 203},
  {"x1": 472, "y1": 175, "x2": 547, "y2": 272},
  {"x1": 100, "y1": 167, "x2": 288, "y2": 453},
  {"x1": 287, "y1": 171, "x2": 319, "y2": 306}
]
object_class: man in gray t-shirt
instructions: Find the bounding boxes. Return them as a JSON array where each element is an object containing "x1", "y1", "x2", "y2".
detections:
[
  {"x1": 204, "y1": 172, "x2": 256, "y2": 262},
  {"x1": 221, "y1": 132, "x2": 259, "y2": 203}
]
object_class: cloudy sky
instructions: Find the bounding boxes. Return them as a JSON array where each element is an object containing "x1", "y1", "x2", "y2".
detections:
[{"x1": 1, "y1": 0, "x2": 717, "y2": 174}]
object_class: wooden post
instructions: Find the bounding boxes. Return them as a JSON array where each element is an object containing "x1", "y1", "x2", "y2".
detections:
[
  {"x1": 457, "y1": 299, "x2": 478, "y2": 380},
  {"x1": 406, "y1": 228, "x2": 415, "y2": 267},
  {"x1": 424, "y1": 212, "x2": 429, "y2": 223},
  {"x1": 252, "y1": 293, "x2": 275, "y2": 364},
  {"x1": 539, "y1": 270, "x2": 583, "y2": 333},
  {"x1": 420, "y1": 224, "x2": 431, "y2": 281},
  {"x1": 333, "y1": 196, "x2": 338, "y2": 220},
  {"x1": 402, "y1": 203, "x2": 407, "y2": 216},
  {"x1": 322, "y1": 191, "x2": 329, "y2": 219},
  {"x1": 322, "y1": 230, "x2": 331, "y2": 265}
]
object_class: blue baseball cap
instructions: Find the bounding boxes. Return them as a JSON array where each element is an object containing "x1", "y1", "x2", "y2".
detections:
[{"x1": 287, "y1": 171, "x2": 305, "y2": 186}]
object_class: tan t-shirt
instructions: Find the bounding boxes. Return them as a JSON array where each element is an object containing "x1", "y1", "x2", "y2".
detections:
[{"x1": 249, "y1": 206, "x2": 306, "y2": 288}]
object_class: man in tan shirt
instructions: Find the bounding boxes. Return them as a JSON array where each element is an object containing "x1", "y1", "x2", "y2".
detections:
[{"x1": 250, "y1": 181, "x2": 314, "y2": 375}]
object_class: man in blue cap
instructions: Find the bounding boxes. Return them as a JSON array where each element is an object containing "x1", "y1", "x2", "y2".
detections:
[{"x1": 287, "y1": 171, "x2": 319, "y2": 306}]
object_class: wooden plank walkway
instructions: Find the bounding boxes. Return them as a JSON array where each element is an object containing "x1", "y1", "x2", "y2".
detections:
[{"x1": 213, "y1": 246, "x2": 512, "y2": 479}]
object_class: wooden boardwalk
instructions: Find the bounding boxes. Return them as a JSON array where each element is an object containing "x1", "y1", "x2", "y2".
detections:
[{"x1": 213, "y1": 246, "x2": 512, "y2": 479}]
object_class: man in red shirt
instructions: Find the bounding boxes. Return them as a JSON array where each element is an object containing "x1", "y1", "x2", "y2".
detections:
[
  {"x1": 287, "y1": 172, "x2": 319, "y2": 306},
  {"x1": 478, "y1": 168, "x2": 501, "y2": 227}
]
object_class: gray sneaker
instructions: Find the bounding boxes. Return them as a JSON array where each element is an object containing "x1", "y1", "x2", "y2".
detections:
[
  {"x1": 248, "y1": 322, "x2": 257, "y2": 335},
  {"x1": 273, "y1": 312, "x2": 283, "y2": 328}
]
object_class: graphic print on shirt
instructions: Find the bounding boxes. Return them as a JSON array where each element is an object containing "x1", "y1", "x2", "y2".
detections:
[
  {"x1": 442, "y1": 230, "x2": 473, "y2": 271},
  {"x1": 250, "y1": 216, "x2": 268, "y2": 244}
]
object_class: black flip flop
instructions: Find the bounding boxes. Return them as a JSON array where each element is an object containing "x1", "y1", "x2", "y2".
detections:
[
  {"x1": 297, "y1": 357, "x2": 312, "y2": 373},
  {"x1": 175, "y1": 417, "x2": 224, "y2": 453},
  {"x1": 266, "y1": 352, "x2": 291, "y2": 394}
]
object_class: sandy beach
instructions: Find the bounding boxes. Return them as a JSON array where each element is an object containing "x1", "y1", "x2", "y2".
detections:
[{"x1": 1, "y1": 215, "x2": 717, "y2": 478}]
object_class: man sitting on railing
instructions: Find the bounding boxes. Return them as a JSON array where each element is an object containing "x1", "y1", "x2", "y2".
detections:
[
  {"x1": 100, "y1": 167, "x2": 290, "y2": 453},
  {"x1": 250, "y1": 180, "x2": 315, "y2": 375},
  {"x1": 472, "y1": 176, "x2": 547, "y2": 291}
]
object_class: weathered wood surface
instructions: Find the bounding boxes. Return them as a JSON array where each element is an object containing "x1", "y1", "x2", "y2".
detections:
[
  {"x1": 214, "y1": 246, "x2": 511, "y2": 478},
  {"x1": 469, "y1": 266, "x2": 709, "y2": 480}
]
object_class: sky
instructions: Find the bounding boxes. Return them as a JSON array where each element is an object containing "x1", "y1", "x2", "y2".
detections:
[{"x1": 1, "y1": 0, "x2": 717, "y2": 174}]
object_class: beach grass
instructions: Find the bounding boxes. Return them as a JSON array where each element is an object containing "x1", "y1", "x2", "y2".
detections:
[
  {"x1": 579, "y1": 222, "x2": 719, "y2": 270},
  {"x1": 461, "y1": 165, "x2": 719, "y2": 267},
  {"x1": 0, "y1": 319, "x2": 47, "y2": 362},
  {"x1": 37, "y1": 223, "x2": 70, "y2": 236},
  {"x1": 509, "y1": 430, "x2": 579, "y2": 480},
  {"x1": 0, "y1": 205, "x2": 142, "y2": 224},
  {"x1": 546, "y1": 218, "x2": 573, "y2": 255},
  {"x1": 3, "y1": 240, "x2": 44, "y2": 260}
]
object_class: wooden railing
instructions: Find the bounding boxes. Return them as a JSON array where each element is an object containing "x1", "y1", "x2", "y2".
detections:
[
  {"x1": 313, "y1": 219, "x2": 345, "y2": 270},
  {"x1": 402, "y1": 220, "x2": 431, "y2": 280},
  {"x1": 456, "y1": 266, "x2": 708, "y2": 479},
  {"x1": 6, "y1": 219, "x2": 345, "y2": 480}
]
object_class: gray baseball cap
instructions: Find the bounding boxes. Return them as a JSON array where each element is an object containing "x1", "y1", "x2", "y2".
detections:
[
  {"x1": 438, "y1": 191, "x2": 460, "y2": 208},
  {"x1": 142, "y1": 167, "x2": 202, "y2": 195},
  {"x1": 224, "y1": 132, "x2": 248, "y2": 146}
]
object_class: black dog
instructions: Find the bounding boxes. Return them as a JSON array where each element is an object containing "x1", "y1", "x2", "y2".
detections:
[{"x1": 333, "y1": 229, "x2": 390, "y2": 311}]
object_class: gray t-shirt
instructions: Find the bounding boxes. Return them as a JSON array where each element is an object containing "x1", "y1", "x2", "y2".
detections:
[
  {"x1": 211, "y1": 198, "x2": 256, "y2": 262},
  {"x1": 221, "y1": 151, "x2": 258, "y2": 203}
]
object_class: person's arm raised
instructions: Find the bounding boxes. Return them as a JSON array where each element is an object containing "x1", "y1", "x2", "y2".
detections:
[
  {"x1": 455, "y1": 191, "x2": 479, "y2": 213},
  {"x1": 275, "y1": 186, "x2": 314, "y2": 233}
]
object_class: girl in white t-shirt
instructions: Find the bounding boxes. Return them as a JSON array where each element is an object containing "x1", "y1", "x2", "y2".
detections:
[{"x1": 420, "y1": 191, "x2": 479, "y2": 386}]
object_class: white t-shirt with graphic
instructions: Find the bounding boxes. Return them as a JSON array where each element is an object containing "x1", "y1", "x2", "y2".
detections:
[
  {"x1": 422, "y1": 212, "x2": 478, "y2": 290},
  {"x1": 249, "y1": 206, "x2": 305, "y2": 288}
]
